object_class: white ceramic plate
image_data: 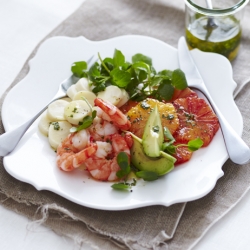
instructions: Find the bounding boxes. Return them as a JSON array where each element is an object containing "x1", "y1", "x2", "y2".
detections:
[{"x1": 2, "y1": 35, "x2": 243, "y2": 210}]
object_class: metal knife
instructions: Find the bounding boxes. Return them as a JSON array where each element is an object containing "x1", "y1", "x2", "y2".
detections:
[{"x1": 178, "y1": 36, "x2": 250, "y2": 165}]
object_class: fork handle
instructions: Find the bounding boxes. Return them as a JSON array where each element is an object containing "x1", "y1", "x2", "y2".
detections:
[
  {"x1": 0, "y1": 108, "x2": 47, "y2": 156},
  {"x1": 0, "y1": 89, "x2": 66, "y2": 157}
]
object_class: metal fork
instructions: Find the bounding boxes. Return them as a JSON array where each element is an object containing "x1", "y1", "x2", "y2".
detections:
[{"x1": 0, "y1": 54, "x2": 97, "y2": 157}]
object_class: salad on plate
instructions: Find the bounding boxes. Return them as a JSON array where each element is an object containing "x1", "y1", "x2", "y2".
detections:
[{"x1": 38, "y1": 49, "x2": 219, "y2": 190}]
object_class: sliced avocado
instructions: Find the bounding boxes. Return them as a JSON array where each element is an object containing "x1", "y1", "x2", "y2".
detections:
[
  {"x1": 131, "y1": 134, "x2": 176, "y2": 176},
  {"x1": 142, "y1": 105, "x2": 163, "y2": 157}
]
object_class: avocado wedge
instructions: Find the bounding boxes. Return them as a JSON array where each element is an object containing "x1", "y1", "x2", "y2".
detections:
[
  {"x1": 131, "y1": 134, "x2": 176, "y2": 176},
  {"x1": 142, "y1": 105, "x2": 164, "y2": 157}
]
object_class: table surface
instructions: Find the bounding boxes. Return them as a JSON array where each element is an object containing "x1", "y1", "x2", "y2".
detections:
[{"x1": 1, "y1": 1, "x2": 250, "y2": 249}]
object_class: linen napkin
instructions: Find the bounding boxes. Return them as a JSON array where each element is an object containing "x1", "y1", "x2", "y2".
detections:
[{"x1": 1, "y1": 0, "x2": 250, "y2": 249}]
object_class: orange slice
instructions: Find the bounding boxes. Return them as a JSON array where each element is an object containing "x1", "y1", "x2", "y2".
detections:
[
  {"x1": 170, "y1": 87, "x2": 198, "y2": 101},
  {"x1": 173, "y1": 97, "x2": 219, "y2": 147},
  {"x1": 173, "y1": 145, "x2": 193, "y2": 165},
  {"x1": 127, "y1": 98, "x2": 179, "y2": 139}
]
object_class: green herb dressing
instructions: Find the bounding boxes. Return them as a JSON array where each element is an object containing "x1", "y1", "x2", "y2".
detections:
[{"x1": 186, "y1": 15, "x2": 241, "y2": 61}]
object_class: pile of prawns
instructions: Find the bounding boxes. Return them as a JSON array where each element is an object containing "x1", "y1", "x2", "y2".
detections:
[{"x1": 56, "y1": 98, "x2": 133, "y2": 181}]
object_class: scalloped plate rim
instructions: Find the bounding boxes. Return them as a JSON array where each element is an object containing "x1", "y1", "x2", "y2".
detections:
[{"x1": 2, "y1": 35, "x2": 243, "y2": 210}]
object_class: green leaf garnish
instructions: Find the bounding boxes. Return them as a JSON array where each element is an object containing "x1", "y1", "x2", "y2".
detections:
[
  {"x1": 162, "y1": 127, "x2": 175, "y2": 153},
  {"x1": 116, "y1": 152, "x2": 131, "y2": 178},
  {"x1": 187, "y1": 138, "x2": 204, "y2": 151},
  {"x1": 162, "y1": 127, "x2": 203, "y2": 155},
  {"x1": 111, "y1": 183, "x2": 130, "y2": 190},
  {"x1": 88, "y1": 62, "x2": 101, "y2": 78},
  {"x1": 111, "y1": 178, "x2": 137, "y2": 191},
  {"x1": 110, "y1": 68, "x2": 131, "y2": 88},
  {"x1": 92, "y1": 82, "x2": 107, "y2": 93},
  {"x1": 78, "y1": 116, "x2": 94, "y2": 128},
  {"x1": 70, "y1": 110, "x2": 96, "y2": 133},
  {"x1": 113, "y1": 49, "x2": 125, "y2": 68},
  {"x1": 156, "y1": 80, "x2": 174, "y2": 101},
  {"x1": 71, "y1": 61, "x2": 88, "y2": 78},
  {"x1": 132, "y1": 53, "x2": 152, "y2": 66},
  {"x1": 92, "y1": 110, "x2": 97, "y2": 119},
  {"x1": 163, "y1": 127, "x2": 175, "y2": 144},
  {"x1": 135, "y1": 171, "x2": 159, "y2": 181},
  {"x1": 71, "y1": 50, "x2": 190, "y2": 103},
  {"x1": 158, "y1": 69, "x2": 173, "y2": 78},
  {"x1": 163, "y1": 145, "x2": 176, "y2": 155},
  {"x1": 102, "y1": 58, "x2": 114, "y2": 73},
  {"x1": 162, "y1": 137, "x2": 204, "y2": 155},
  {"x1": 172, "y1": 69, "x2": 188, "y2": 90},
  {"x1": 98, "y1": 52, "x2": 111, "y2": 74},
  {"x1": 132, "y1": 61, "x2": 151, "y2": 75}
]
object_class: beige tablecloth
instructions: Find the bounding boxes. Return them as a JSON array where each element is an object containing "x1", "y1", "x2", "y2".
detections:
[{"x1": 1, "y1": 1, "x2": 250, "y2": 249}]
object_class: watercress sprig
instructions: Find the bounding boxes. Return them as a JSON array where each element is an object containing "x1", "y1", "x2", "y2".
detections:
[{"x1": 71, "y1": 49, "x2": 188, "y2": 102}]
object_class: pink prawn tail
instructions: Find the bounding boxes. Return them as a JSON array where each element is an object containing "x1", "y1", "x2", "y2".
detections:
[
  {"x1": 94, "y1": 98, "x2": 131, "y2": 131},
  {"x1": 124, "y1": 132, "x2": 133, "y2": 149},
  {"x1": 111, "y1": 133, "x2": 132, "y2": 156},
  {"x1": 57, "y1": 143, "x2": 97, "y2": 172}
]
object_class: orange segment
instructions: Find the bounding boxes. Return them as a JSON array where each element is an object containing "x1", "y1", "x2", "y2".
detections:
[
  {"x1": 173, "y1": 145, "x2": 193, "y2": 165},
  {"x1": 120, "y1": 100, "x2": 138, "y2": 114},
  {"x1": 170, "y1": 87, "x2": 198, "y2": 101},
  {"x1": 127, "y1": 98, "x2": 179, "y2": 139},
  {"x1": 173, "y1": 97, "x2": 219, "y2": 147}
]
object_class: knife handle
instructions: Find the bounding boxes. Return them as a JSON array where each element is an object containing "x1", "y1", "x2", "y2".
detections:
[{"x1": 200, "y1": 85, "x2": 250, "y2": 165}]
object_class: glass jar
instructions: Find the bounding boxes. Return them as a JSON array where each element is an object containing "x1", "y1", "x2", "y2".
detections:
[{"x1": 184, "y1": 0, "x2": 249, "y2": 61}]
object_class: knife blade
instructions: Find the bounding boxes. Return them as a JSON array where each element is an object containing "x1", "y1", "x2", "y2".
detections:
[{"x1": 177, "y1": 36, "x2": 250, "y2": 165}]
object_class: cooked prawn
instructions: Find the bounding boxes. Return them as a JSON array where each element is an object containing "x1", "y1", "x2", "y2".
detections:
[
  {"x1": 94, "y1": 98, "x2": 131, "y2": 130},
  {"x1": 56, "y1": 99, "x2": 133, "y2": 177},
  {"x1": 85, "y1": 133, "x2": 132, "y2": 181},
  {"x1": 88, "y1": 107, "x2": 118, "y2": 141},
  {"x1": 56, "y1": 130, "x2": 97, "y2": 171}
]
